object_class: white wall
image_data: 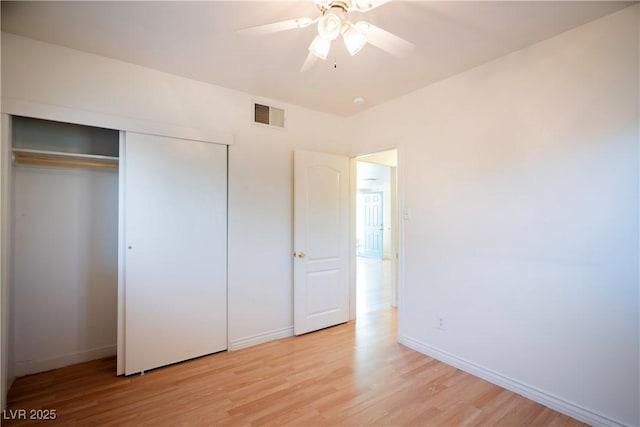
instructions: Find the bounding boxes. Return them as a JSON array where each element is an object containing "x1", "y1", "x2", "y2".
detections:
[
  {"x1": 13, "y1": 164, "x2": 118, "y2": 375},
  {"x1": 349, "y1": 5, "x2": 639, "y2": 426},
  {"x1": 0, "y1": 32, "x2": 351, "y2": 356}
]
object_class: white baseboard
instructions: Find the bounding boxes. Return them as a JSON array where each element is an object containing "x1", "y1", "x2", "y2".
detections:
[
  {"x1": 398, "y1": 334, "x2": 625, "y2": 427},
  {"x1": 229, "y1": 327, "x2": 293, "y2": 351},
  {"x1": 15, "y1": 345, "x2": 116, "y2": 377}
]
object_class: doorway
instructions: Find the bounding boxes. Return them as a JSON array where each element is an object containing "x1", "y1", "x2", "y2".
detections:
[{"x1": 355, "y1": 149, "x2": 398, "y2": 317}]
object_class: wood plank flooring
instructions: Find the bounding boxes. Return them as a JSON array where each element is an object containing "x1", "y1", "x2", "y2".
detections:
[
  {"x1": 4, "y1": 308, "x2": 585, "y2": 426},
  {"x1": 356, "y1": 257, "x2": 392, "y2": 314}
]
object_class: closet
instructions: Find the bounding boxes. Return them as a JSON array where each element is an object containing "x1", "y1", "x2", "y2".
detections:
[
  {"x1": 12, "y1": 117, "x2": 119, "y2": 376},
  {"x1": 9, "y1": 116, "x2": 228, "y2": 377}
]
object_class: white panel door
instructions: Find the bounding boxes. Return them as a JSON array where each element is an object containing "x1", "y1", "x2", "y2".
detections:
[
  {"x1": 123, "y1": 132, "x2": 227, "y2": 375},
  {"x1": 362, "y1": 192, "x2": 384, "y2": 259},
  {"x1": 293, "y1": 150, "x2": 350, "y2": 335}
]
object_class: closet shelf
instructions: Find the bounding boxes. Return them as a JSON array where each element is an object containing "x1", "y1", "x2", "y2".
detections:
[{"x1": 12, "y1": 148, "x2": 119, "y2": 169}]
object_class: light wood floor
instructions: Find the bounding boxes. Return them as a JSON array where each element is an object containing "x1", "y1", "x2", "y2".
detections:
[
  {"x1": 356, "y1": 257, "x2": 392, "y2": 314},
  {"x1": 5, "y1": 308, "x2": 585, "y2": 426}
]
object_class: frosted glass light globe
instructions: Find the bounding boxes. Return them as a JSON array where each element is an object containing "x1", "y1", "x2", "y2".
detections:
[{"x1": 317, "y1": 11, "x2": 342, "y2": 40}]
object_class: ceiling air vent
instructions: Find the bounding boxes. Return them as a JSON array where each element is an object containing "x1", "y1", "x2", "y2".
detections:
[{"x1": 254, "y1": 103, "x2": 285, "y2": 128}]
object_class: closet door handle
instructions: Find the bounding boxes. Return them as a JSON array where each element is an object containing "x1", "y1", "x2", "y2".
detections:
[{"x1": 128, "y1": 246, "x2": 133, "y2": 250}]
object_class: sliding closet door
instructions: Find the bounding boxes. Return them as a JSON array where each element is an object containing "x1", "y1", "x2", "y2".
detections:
[{"x1": 123, "y1": 132, "x2": 227, "y2": 375}]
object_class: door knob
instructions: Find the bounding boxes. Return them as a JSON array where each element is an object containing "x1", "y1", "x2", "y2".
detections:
[{"x1": 293, "y1": 251, "x2": 306, "y2": 259}]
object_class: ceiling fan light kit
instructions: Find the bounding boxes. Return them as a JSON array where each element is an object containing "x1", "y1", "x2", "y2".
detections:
[
  {"x1": 309, "y1": 35, "x2": 332, "y2": 60},
  {"x1": 342, "y1": 24, "x2": 367, "y2": 56},
  {"x1": 238, "y1": 0, "x2": 414, "y2": 72},
  {"x1": 309, "y1": 3, "x2": 348, "y2": 59},
  {"x1": 317, "y1": 7, "x2": 345, "y2": 40}
]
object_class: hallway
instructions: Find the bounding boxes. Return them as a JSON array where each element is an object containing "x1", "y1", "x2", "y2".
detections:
[{"x1": 356, "y1": 256, "x2": 392, "y2": 315}]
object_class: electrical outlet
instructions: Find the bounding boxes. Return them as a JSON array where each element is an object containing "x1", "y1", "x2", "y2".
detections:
[{"x1": 437, "y1": 315, "x2": 446, "y2": 331}]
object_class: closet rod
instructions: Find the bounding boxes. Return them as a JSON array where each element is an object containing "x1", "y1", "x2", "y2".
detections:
[{"x1": 14, "y1": 154, "x2": 118, "y2": 169}]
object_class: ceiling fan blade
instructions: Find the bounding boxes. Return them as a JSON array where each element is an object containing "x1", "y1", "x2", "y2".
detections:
[
  {"x1": 349, "y1": 0, "x2": 392, "y2": 12},
  {"x1": 356, "y1": 22, "x2": 415, "y2": 58},
  {"x1": 300, "y1": 52, "x2": 319, "y2": 73},
  {"x1": 237, "y1": 17, "x2": 315, "y2": 36}
]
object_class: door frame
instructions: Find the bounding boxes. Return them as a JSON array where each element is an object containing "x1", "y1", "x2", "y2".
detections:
[
  {"x1": 0, "y1": 114, "x2": 13, "y2": 410},
  {"x1": 349, "y1": 147, "x2": 403, "y2": 321},
  {"x1": 117, "y1": 131, "x2": 126, "y2": 375}
]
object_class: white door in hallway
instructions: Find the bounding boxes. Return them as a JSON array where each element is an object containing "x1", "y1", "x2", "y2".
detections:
[
  {"x1": 293, "y1": 150, "x2": 350, "y2": 335},
  {"x1": 362, "y1": 192, "x2": 384, "y2": 259}
]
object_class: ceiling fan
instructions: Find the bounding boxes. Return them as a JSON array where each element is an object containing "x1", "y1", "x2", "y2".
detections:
[{"x1": 237, "y1": 0, "x2": 415, "y2": 72}]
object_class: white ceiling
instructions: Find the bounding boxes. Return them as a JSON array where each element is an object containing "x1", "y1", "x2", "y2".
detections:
[
  {"x1": 358, "y1": 161, "x2": 391, "y2": 190},
  {"x1": 359, "y1": 149, "x2": 398, "y2": 167},
  {"x1": 1, "y1": 1, "x2": 634, "y2": 116}
]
